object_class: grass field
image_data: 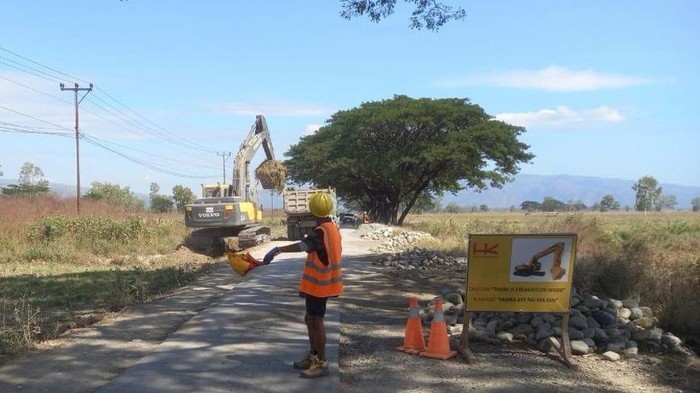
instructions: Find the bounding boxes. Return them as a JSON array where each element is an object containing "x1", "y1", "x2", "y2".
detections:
[{"x1": 1, "y1": 195, "x2": 699, "y2": 358}]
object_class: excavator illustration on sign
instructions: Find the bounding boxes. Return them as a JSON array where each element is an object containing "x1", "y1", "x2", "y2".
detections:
[
  {"x1": 184, "y1": 115, "x2": 281, "y2": 255},
  {"x1": 513, "y1": 242, "x2": 566, "y2": 280}
]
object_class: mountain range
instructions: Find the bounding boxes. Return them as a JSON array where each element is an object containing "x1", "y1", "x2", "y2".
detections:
[
  {"x1": 1, "y1": 174, "x2": 699, "y2": 210},
  {"x1": 441, "y1": 174, "x2": 700, "y2": 210}
]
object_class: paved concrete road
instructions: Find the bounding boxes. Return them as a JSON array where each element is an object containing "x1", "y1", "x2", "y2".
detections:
[
  {"x1": 0, "y1": 228, "x2": 374, "y2": 393},
  {"x1": 93, "y1": 228, "x2": 374, "y2": 393}
]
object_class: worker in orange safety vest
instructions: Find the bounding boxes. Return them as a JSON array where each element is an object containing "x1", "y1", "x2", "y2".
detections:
[{"x1": 262, "y1": 192, "x2": 342, "y2": 378}]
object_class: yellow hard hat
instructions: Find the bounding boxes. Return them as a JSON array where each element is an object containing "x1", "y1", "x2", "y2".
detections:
[{"x1": 309, "y1": 192, "x2": 333, "y2": 218}]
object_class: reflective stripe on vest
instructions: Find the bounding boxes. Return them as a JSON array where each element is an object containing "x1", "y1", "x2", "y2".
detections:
[{"x1": 299, "y1": 221, "x2": 343, "y2": 297}]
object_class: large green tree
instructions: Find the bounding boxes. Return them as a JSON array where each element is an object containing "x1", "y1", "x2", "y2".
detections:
[
  {"x1": 1, "y1": 162, "x2": 50, "y2": 196},
  {"x1": 632, "y1": 176, "x2": 662, "y2": 213},
  {"x1": 340, "y1": 0, "x2": 466, "y2": 31},
  {"x1": 172, "y1": 185, "x2": 196, "y2": 213},
  {"x1": 541, "y1": 196, "x2": 566, "y2": 212},
  {"x1": 84, "y1": 182, "x2": 145, "y2": 211},
  {"x1": 599, "y1": 194, "x2": 620, "y2": 212},
  {"x1": 520, "y1": 200, "x2": 541, "y2": 212},
  {"x1": 284, "y1": 96, "x2": 534, "y2": 225}
]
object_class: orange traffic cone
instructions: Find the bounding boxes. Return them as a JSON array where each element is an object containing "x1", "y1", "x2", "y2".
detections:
[
  {"x1": 419, "y1": 298, "x2": 457, "y2": 360},
  {"x1": 396, "y1": 297, "x2": 426, "y2": 355}
]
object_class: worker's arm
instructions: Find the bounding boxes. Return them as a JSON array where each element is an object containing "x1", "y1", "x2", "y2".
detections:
[{"x1": 262, "y1": 232, "x2": 322, "y2": 264}]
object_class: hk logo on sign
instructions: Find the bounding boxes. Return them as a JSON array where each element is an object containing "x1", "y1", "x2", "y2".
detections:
[{"x1": 472, "y1": 243, "x2": 499, "y2": 256}]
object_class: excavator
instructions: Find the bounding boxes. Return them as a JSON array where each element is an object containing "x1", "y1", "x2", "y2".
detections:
[
  {"x1": 513, "y1": 242, "x2": 566, "y2": 280},
  {"x1": 184, "y1": 115, "x2": 279, "y2": 255}
]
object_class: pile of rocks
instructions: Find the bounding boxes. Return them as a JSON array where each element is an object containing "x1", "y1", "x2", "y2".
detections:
[
  {"x1": 358, "y1": 224, "x2": 691, "y2": 360},
  {"x1": 358, "y1": 224, "x2": 434, "y2": 253},
  {"x1": 373, "y1": 248, "x2": 467, "y2": 271},
  {"x1": 419, "y1": 288, "x2": 690, "y2": 360}
]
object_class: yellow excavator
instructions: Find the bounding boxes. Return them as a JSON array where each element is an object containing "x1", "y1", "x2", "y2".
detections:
[
  {"x1": 184, "y1": 115, "x2": 282, "y2": 255},
  {"x1": 513, "y1": 242, "x2": 566, "y2": 280}
]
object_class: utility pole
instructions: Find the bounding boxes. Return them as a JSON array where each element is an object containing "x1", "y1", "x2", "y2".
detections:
[
  {"x1": 217, "y1": 151, "x2": 231, "y2": 183},
  {"x1": 60, "y1": 82, "x2": 93, "y2": 214}
]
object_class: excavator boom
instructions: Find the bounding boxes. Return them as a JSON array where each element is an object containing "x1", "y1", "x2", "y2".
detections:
[{"x1": 183, "y1": 115, "x2": 278, "y2": 254}]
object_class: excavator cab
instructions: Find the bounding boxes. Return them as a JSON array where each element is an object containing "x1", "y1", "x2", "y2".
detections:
[{"x1": 201, "y1": 183, "x2": 234, "y2": 198}]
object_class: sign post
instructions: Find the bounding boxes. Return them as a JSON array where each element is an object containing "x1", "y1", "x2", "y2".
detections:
[{"x1": 459, "y1": 234, "x2": 578, "y2": 368}]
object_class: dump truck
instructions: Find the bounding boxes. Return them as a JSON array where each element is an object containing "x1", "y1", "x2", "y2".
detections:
[
  {"x1": 184, "y1": 115, "x2": 283, "y2": 254},
  {"x1": 283, "y1": 187, "x2": 337, "y2": 240}
]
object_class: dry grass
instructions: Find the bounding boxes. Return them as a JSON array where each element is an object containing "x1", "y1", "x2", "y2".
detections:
[
  {"x1": 404, "y1": 211, "x2": 700, "y2": 342},
  {"x1": 0, "y1": 195, "x2": 225, "y2": 357},
  {"x1": 2, "y1": 196, "x2": 698, "y2": 357}
]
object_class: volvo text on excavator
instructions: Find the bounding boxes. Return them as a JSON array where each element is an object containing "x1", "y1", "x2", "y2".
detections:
[{"x1": 184, "y1": 115, "x2": 280, "y2": 255}]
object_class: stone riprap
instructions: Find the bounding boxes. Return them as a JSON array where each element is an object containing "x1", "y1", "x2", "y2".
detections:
[{"x1": 359, "y1": 224, "x2": 693, "y2": 361}]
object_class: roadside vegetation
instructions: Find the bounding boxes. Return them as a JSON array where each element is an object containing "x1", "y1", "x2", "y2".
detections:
[
  {"x1": 405, "y1": 211, "x2": 700, "y2": 349},
  {"x1": 2, "y1": 194, "x2": 698, "y2": 361},
  {"x1": 0, "y1": 195, "x2": 220, "y2": 359}
]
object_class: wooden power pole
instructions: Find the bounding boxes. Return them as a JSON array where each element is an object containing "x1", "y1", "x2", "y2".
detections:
[{"x1": 60, "y1": 82, "x2": 93, "y2": 214}]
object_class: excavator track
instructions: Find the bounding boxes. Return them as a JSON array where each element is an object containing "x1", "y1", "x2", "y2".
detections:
[{"x1": 184, "y1": 226, "x2": 270, "y2": 256}]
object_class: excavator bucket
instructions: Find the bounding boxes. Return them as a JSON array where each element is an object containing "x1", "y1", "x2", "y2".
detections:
[{"x1": 550, "y1": 265, "x2": 566, "y2": 280}]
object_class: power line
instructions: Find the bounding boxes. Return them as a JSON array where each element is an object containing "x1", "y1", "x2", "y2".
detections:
[
  {"x1": 0, "y1": 104, "x2": 217, "y2": 178},
  {"x1": 0, "y1": 45, "x2": 216, "y2": 153},
  {"x1": 81, "y1": 134, "x2": 218, "y2": 179},
  {"x1": 85, "y1": 93, "x2": 212, "y2": 152},
  {"x1": 0, "y1": 55, "x2": 66, "y2": 84},
  {"x1": 0, "y1": 45, "x2": 225, "y2": 180},
  {"x1": 0, "y1": 45, "x2": 89, "y2": 84},
  {"x1": 93, "y1": 87, "x2": 217, "y2": 153},
  {"x1": 0, "y1": 74, "x2": 73, "y2": 105},
  {"x1": 0, "y1": 121, "x2": 68, "y2": 131},
  {"x1": 0, "y1": 127, "x2": 72, "y2": 137},
  {"x1": 84, "y1": 133, "x2": 220, "y2": 169},
  {"x1": 0, "y1": 103, "x2": 73, "y2": 131}
]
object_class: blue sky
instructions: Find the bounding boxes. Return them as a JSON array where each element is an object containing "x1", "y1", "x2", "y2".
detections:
[{"x1": 1, "y1": 1, "x2": 698, "y2": 202}]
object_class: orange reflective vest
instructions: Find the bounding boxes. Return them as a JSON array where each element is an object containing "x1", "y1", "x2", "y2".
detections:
[{"x1": 299, "y1": 221, "x2": 343, "y2": 298}]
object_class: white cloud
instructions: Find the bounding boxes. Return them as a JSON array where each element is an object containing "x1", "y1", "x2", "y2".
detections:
[
  {"x1": 207, "y1": 100, "x2": 330, "y2": 117},
  {"x1": 303, "y1": 123, "x2": 322, "y2": 135},
  {"x1": 439, "y1": 66, "x2": 651, "y2": 92},
  {"x1": 495, "y1": 105, "x2": 624, "y2": 128}
]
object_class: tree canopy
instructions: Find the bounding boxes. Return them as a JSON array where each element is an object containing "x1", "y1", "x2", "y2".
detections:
[
  {"x1": 172, "y1": 185, "x2": 196, "y2": 213},
  {"x1": 1, "y1": 162, "x2": 50, "y2": 196},
  {"x1": 599, "y1": 194, "x2": 620, "y2": 212},
  {"x1": 284, "y1": 95, "x2": 534, "y2": 225},
  {"x1": 632, "y1": 175, "x2": 662, "y2": 213},
  {"x1": 149, "y1": 182, "x2": 173, "y2": 213},
  {"x1": 84, "y1": 181, "x2": 145, "y2": 211},
  {"x1": 340, "y1": 0, "x2": 466, "y2": 31}
]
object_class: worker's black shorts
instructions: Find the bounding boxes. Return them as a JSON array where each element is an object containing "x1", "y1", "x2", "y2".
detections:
[{"x1": 304, "y1": 294, "x2": 328, "y2": 318}]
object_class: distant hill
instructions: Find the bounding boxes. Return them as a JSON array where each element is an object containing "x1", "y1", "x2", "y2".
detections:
[
  {"x1": 441, "y1": 174, "x2": 700, "y2": 210},
  {"x1": 2, "y1": 174, "x2": 699, "y2": 210}
]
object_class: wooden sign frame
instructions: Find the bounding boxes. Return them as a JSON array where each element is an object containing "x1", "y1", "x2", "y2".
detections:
[{"x1": 458, "y1": 234, "x2": 579, "y2": 368}]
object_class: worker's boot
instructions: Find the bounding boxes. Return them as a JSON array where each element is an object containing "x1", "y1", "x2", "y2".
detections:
[
  {"x1": 292, "y1": 350, "x2": 314, "y2": 370},
  {"x1": 299, "y1": 355, "x2": 329, "y2": 378}
]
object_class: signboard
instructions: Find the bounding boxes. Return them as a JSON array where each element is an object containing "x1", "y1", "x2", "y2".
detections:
[{"x1": 466, "y1": 234, "x2": 577, "y2": 313}]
